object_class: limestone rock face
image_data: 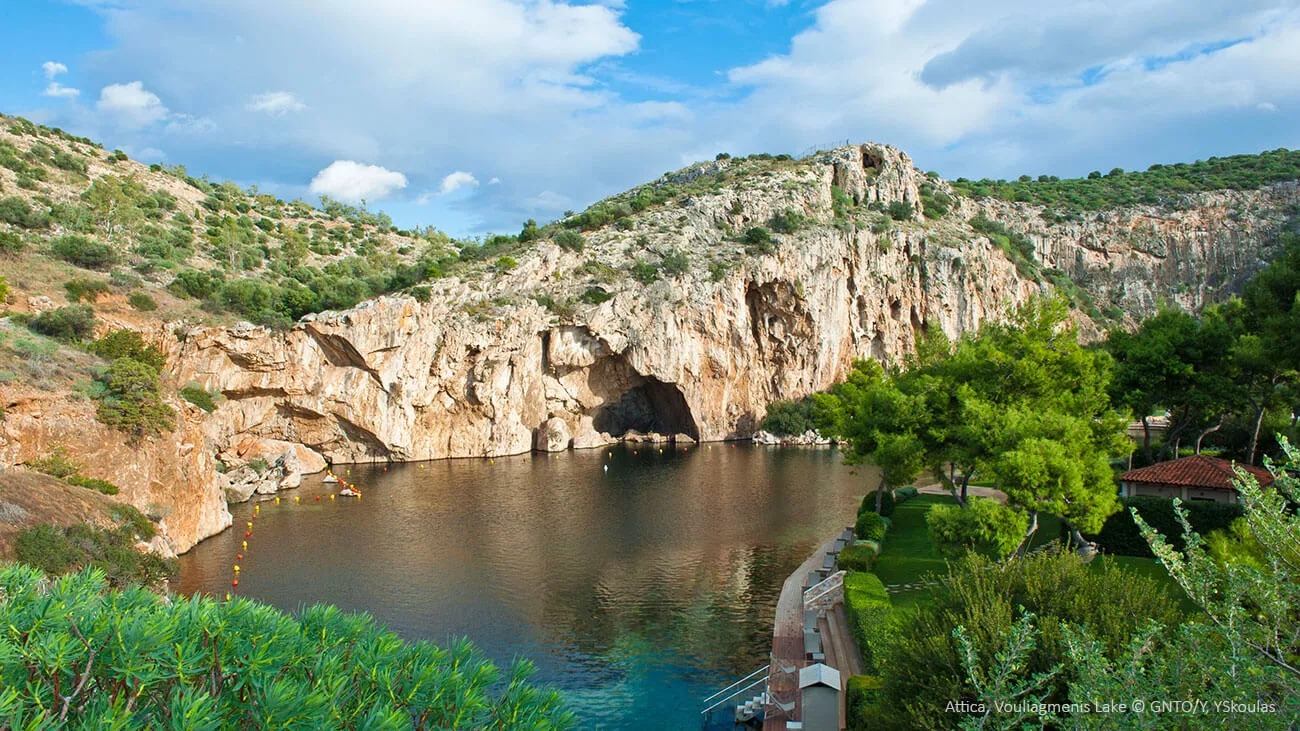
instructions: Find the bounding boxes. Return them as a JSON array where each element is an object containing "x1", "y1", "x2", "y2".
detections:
[
  {"x1": 535, "y1": 417, "x2": 572, "y2": 453},
  {"x1": 5, "y1": 143, "x2": 1291, "y2": 554}
]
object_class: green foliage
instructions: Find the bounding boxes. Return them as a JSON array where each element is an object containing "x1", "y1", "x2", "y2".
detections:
[
  {"x1": 951, "y1": 148, "x2": 1300, "y2": 212},
  {"x1": 760, "y1": 398, "x2": 817, "y2": 436},
  {"x1": 871, "y1": 549, "x2": 1185, "y2": 728},
  {"x1": 127, "y1": 291, "x2": 158, "y2": 311},
  {"x1": 180, "y1": 384, "x2": 217, "y2": 412},
  {"x1": 66, "y1": 474, "x2": 121, "y2": 495},
  {"x1": 0, "y1": 195, "x2": 49, "y2": 228},
  {"x1": 14, "y1": 520, "x2": 173, "y2": 587},
  {"x1": 742, "y1": 226, "x2": 774, "y2": 254},
  {"x1": 855, "y1": 511, "x2": 887, "y2": 541},
  {"x1": 167, "y1": 268, "x2": 225, "y2": 300},
  {"x1": 831, "y1": 185, "x2": 854, "y2": 219},
  {"x1": 887, "y1": 201, "x2": 913, "y2": 221},
  {"x1": 0, "y1": 230, "x2": 26, "y2": 256},
  {"x1": 927, "y1": 497, "x2": 1029, "y2": 559},
  {"x1": 0, "y1": 274, "x2": 8, "y2": 302},
  {"x1": 859, "y1": 490, "x2": 895, "y2": 517},
  {"x1": 63, "y1": 277, "x2": 110, "y2": 302},
  {"x1": 29, "y1": 304, "x2": 96, "y2": 342},
  {"x1": 769, "y1": 208, "x2": 810, "y2": 234},
  {"x1": 919, "y1": 184, "x2": 952, "y2": 219},
  {"x1": 1083, "y1": 495, "x2": 1244, "y2": 557},
  {"x1": 630, "y1": 260, "x2": 659, "y2": 284},
  {"x1": 661, "y1": 250, "x2": 689, "y2": 277},
  {"x1": 969, "y1": 215, "x2": 1037, "y2": 277},
  {"x1": 838, "y1": 543, "x2": 878, "y2": 572},
  {"x1": 25, "y1": 446, "x2": 83, "y2": 479},
  {"x1": 553, "y1": 230, "x2": 585, "y2": 252},
  {"x1": 95, "y1": 357, "x2": 172, "y2": 441},
  {"x1": 843, "y1": 572, "x2": 893, "y2": 671},
  {"x1": 579, "y1": 286, "x2": 612, "y2": 305},
  {"x1": 89, "y1": 330, "x2": 167, "y2": 372},
  {"x1": 0, "y1": 565, "x2": 572, "y2": 728},
  {"x1": 51, "y1": 234, "x2": 117, "y2": 269}
]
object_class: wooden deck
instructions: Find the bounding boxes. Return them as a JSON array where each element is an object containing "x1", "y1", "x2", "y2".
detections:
[{"x1": 763, "y1": 530, "x2": 852, "y2": 731}]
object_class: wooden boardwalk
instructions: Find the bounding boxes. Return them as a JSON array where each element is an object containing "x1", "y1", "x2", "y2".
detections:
[{"x1": 763, "y1": 530, "x2": 851, "y2": 731}]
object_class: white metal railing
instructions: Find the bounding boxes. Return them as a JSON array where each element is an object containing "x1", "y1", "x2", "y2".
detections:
[
  {"x1": 701, "y1": 674, "x2": 768, "y2": 716},
  {"x1": 803, "y1": 570, "x2": 845, "y2": 609},
  {"x1": 700, "y1": 665, "x2": 768, "y2": 713}
]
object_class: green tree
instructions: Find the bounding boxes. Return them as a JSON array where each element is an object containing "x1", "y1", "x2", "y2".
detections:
[{"x1": 95, "y1": 357, "x2": 173, "y2": 441}]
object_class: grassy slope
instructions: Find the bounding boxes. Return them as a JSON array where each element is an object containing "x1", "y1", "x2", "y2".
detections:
[{"x1": 0, "y1": 470, "x2": 128, "y2": 559}]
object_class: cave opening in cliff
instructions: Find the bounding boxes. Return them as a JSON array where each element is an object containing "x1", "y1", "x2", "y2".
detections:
[{"x1": 592, "y1": 378, "x2": 699, "y2": 441}]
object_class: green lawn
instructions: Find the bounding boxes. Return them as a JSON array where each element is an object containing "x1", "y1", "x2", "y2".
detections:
[{"x1": 872, "y1": 494, "x2": 950, "y2": 587}]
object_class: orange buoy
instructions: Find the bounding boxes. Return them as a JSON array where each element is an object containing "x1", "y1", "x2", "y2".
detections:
[
  {"x1": 232, "y1": 579, "x2": 238, "y2": 586},
  {"x1": 244, "y1": 531, "x2": 251, "y2": 538},
  {"x1": 237, "y1": 553, "x2": 243, "y2": 560},
  {"x1": 383, "y1": 467, "x2": 388, "y2": 472},
  {"x1": 315, "y1": 495, "x2": 321, "y2": 501},
  {"x1": 633, "y1": 450, "x2": 638, "y2": 455}
]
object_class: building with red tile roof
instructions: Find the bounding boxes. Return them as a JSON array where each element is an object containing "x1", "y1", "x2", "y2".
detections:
[{"x1": 1119, "y1": 454, "x2": 1275, "y2": 504}]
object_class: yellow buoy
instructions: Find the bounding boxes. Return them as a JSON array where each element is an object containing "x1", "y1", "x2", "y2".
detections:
[
  {"x1": 275, "y1": 497, "x2": 280, "y2": 504},
  {"x1": 242, "y1": 541, "x2": 248, "y2": 550},
  {"x1": 294, "y1": 496, "x2": 300, "y2": 503},
  {"x1": 330, "y1": 494, "x2": 336, "y2": 500},
  {"x1": 490, "y1": 459, "x2": 495, "y2": 464},
  {"x1": 246, "y1": 522, "x2": 252, "y2": 529},
  {"x1": 659, "y1": 449, "x2": 663, "y2": 454},
  {"x1": 254, "y1": 506, "x2": 260, "y2": 514},
  {"x1": 225, "y1": 593, "x2": 231, "y2": 601},
  {"x1": 233, "y1": 565, "x2": 240, "y2": 572}
]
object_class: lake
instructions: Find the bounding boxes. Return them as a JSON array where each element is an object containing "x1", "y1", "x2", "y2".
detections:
[{"x1": 177, "y1": 443, "x2": 871, "y2": 730}]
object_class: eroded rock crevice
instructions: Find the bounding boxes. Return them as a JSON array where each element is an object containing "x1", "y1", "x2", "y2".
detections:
[{"x1": 591, "y1": 377, "x2": 698, "y2": 441}]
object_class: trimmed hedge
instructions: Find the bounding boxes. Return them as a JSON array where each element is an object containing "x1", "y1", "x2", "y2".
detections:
[
  {"x1": 846, "y1": 674, "x2": 883, "y2": 730},
  {"x1": 854, "y1": 511, "x2": 888, "y2": 542},
  {"x1": 859, "y1": 489, "x2": 895, "y2": 517},
  {"x1": 1079, "y1": 496, "x2": 1245, "y2": 557},
  {"x1": 838, "y1": 542, "x2": 879, "y2": 572},
  {"x1": 843, "y1": 572, "x2": 893, "y2": 671}
]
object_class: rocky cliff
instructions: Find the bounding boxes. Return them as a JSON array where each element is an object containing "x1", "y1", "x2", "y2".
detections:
[{"x1": 3, "y1": 141, "x2": 1295, "y2": 553}]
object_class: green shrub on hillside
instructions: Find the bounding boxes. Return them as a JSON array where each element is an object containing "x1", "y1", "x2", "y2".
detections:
[
  {"x1": 579, "y1": 286, "x2": 612, "y2": 305},
  {"x1": 95, "y1": 357, "x2": 173, "y2": 441},
  {"x1": 64, "y1": 277, "x2": 110, "y2": 302},
  {"x1": 14, "y1": 518, "x2": 171, "y2": 587},
  {"x1": 29, "y1": 304, "x2": 96, "y2": 342},
  {"x1": 128, "y1": 291, "x2": 158, "y2": 311},
  {"x1": 742, "y1": 226, "x2": 774, "y2": 254},
  {"x1": 66, "y1": 474, "x2": 121, "y2": 495},
  {"x1": 0, "y1": 565, "x2": 572, "y2": 728},
  {"x1": 554, "y1": 230, "x2": 585, "y2": 252},
  {"x1": 887, "y1": 201, "x2": 913, "y2": 221},
  {"x1": 25, "y1": 446, "x2": 83, "y2": 479},
  {"x1": 51, "y1": 234, "x2": 117, "y2": 269},
  {"x1": 661, "y1": 251, "x2": 689, "y2": 277},
  {"x1": 0, "y1": 230, "x2": 24, "y2": 256},
  {"x1": 0, "y1": 274, "x2": 8, "y2": 303},
  {"x1": 0, "y1": 196, "x2": 49, "y2": 228},
  {"x1": 89, "y1": 329, "x2": 167, "y2": 372},
  {"x1": 630, "y1": 260, "x2": 659, "y2": 284},
  {"x1": 180, "y1": 383, "x2": 217, "y2": 412}
]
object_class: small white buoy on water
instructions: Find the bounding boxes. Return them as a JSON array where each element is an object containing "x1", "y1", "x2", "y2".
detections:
[{"x1": 603, "y1": 465, "x2": 609, "y2": 473}]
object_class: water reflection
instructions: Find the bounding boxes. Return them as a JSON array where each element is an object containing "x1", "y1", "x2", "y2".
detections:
[{"x1": 178, "y1": 444, "x2": 871, "y2": 729}]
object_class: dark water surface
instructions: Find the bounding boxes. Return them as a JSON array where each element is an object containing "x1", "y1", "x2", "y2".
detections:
[{"x1": 177, "y1": 444, "x2": 870, "y2": 730}]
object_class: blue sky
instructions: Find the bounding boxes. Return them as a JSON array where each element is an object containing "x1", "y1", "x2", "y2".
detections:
[{"x1": 4, "y1": 0, "x2": 1299, "y2": 237}]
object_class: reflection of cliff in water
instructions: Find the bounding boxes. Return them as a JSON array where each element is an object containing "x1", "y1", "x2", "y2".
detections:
[{"x1": 176, "y1": 446, "x2": 871, "y2": 729}]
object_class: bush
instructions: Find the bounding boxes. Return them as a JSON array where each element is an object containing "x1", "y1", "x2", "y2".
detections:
[
  {"x1": 926, "y1": 497, "x2": 1029, "y2": 559},
  {"x1": 0, "y1": 274, "x2": 7, "y2": 302},
  {"x1": 0, "y1": 230, "x2": 25, "y2": 256},
  {"x1": 167, "y1": 268, "x2": 224, "y2": 299},
  {"x1": 895, "y1": 486, "x2": 918, "y2": 502},
  {"x1": 843, "y1": 572, "x2": 893, "y2": 670},
  {"x1": 13, "y1": 525, "x2": 82, "y2": 575},
  {"x1": 630, "y1": 260, "x2": 659, "y2": 284},
  {"x1": 179, "y1": 384, "x2": 217, "y2": 412},
  {"x1": 838, "y1": 543, "x2": 878, "y2": 572},
  {"x1": 0, "y1": 196, "x2": 48, "y2": 228},
  {"x1": 95, "y1": 357, "x2": 173, "y2": 440},
  {"x1": 859, "y1": 489, "x2": 895, "y2": 517},
  {"x1": 887, "y1": 201, "x2": 913, "y2": 221},
  {"x1": 855, "y1": 511, "x2": 887, "y2": 541},
  {"x1": 760, "y1": 398, "x2": 817, "y2": 436},
  {"x1": 742, "y1": 226, "x2": 773, "y2": 253},
  {"x1": 846, "y1": 675, "x2": 884, "y2": 731},
  {"x1": 89, "y1": 330, "x2": 166, "y2": 372},
  {"x1": 64, "y1": 277, "x2": 110, "y2": 302},
  {"x1": 29, "y1": 304, "x2": 96, "y2": 341},
  {"x1": 1083, "y1": 496, "x2": 1245, "y2": 557},
  {"x1": 661, "y1": 251, "x2": 689, "y2": 277},
  {"x1": 127, "y1": 292, "x2": 158, "y2": 311},
  {"x1": 51, "y1": 234, "x2": 117, "y2": 269},
  {"x1": 579, "y1": 286, "x2": 612, "y2": 305},
  {"x1": 66, "y1": 474, "x2": 120, "y2": 495},
  {"x1": 25, "y1": 446, "x2": 83, "y2": 478},
  {"x1": 0, "y1": 565, "x2": 572, "y2": 727},
  {"x1": 553, "y1": 230, "x2": 585, "y2": 252},
  {"x1": 769, "y1": 208, "x2": 810, "y2": 234},
  {"x1": 873, "y1": 549, "x2": 1185, "y2": 728}
]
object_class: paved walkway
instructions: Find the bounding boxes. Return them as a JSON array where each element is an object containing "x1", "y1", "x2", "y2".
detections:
[{"x1": 764, "y1": 531, "x2": 847, "y2": 731}]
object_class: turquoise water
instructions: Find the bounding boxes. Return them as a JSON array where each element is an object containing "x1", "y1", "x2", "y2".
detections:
[{"x1": 177, "y1": 444, "x2": 870, "y2": 729}]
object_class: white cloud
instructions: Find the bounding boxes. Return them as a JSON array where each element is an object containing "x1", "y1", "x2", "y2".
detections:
[
  {"x1": 247, "y1": 91, "x2": 307, "y2": 115},
  {"x1": 42, "y1": 82, "x2": 80, "y2": 99},
  {"x1": 488, "y1": 177, "x2": 501, "y2": 185},
  {"x1": 42, "y1": 61, "x2": 68, "y2": 80},
  {"x1": 165, "y1": 113, "x2": 217, "y2": 136},
  {"x1": 97, "y1": 81, "x2": 168, "y2": 127},
  {"x1": 439, "y1": 171, "x2": 479, "y2": 195},
  {"x1": 309, "y1": 160, "x2": 408, "y2": 202}
]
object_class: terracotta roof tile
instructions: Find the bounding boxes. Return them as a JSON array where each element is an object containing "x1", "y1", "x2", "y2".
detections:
[{"x1": 1120, "y1": 455, "x2": 1275, "y2": 491}]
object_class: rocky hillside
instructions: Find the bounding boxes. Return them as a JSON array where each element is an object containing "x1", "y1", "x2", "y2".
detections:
[{"x1": 0, "y1": 113, "x2": 1296, "y2": 553}]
